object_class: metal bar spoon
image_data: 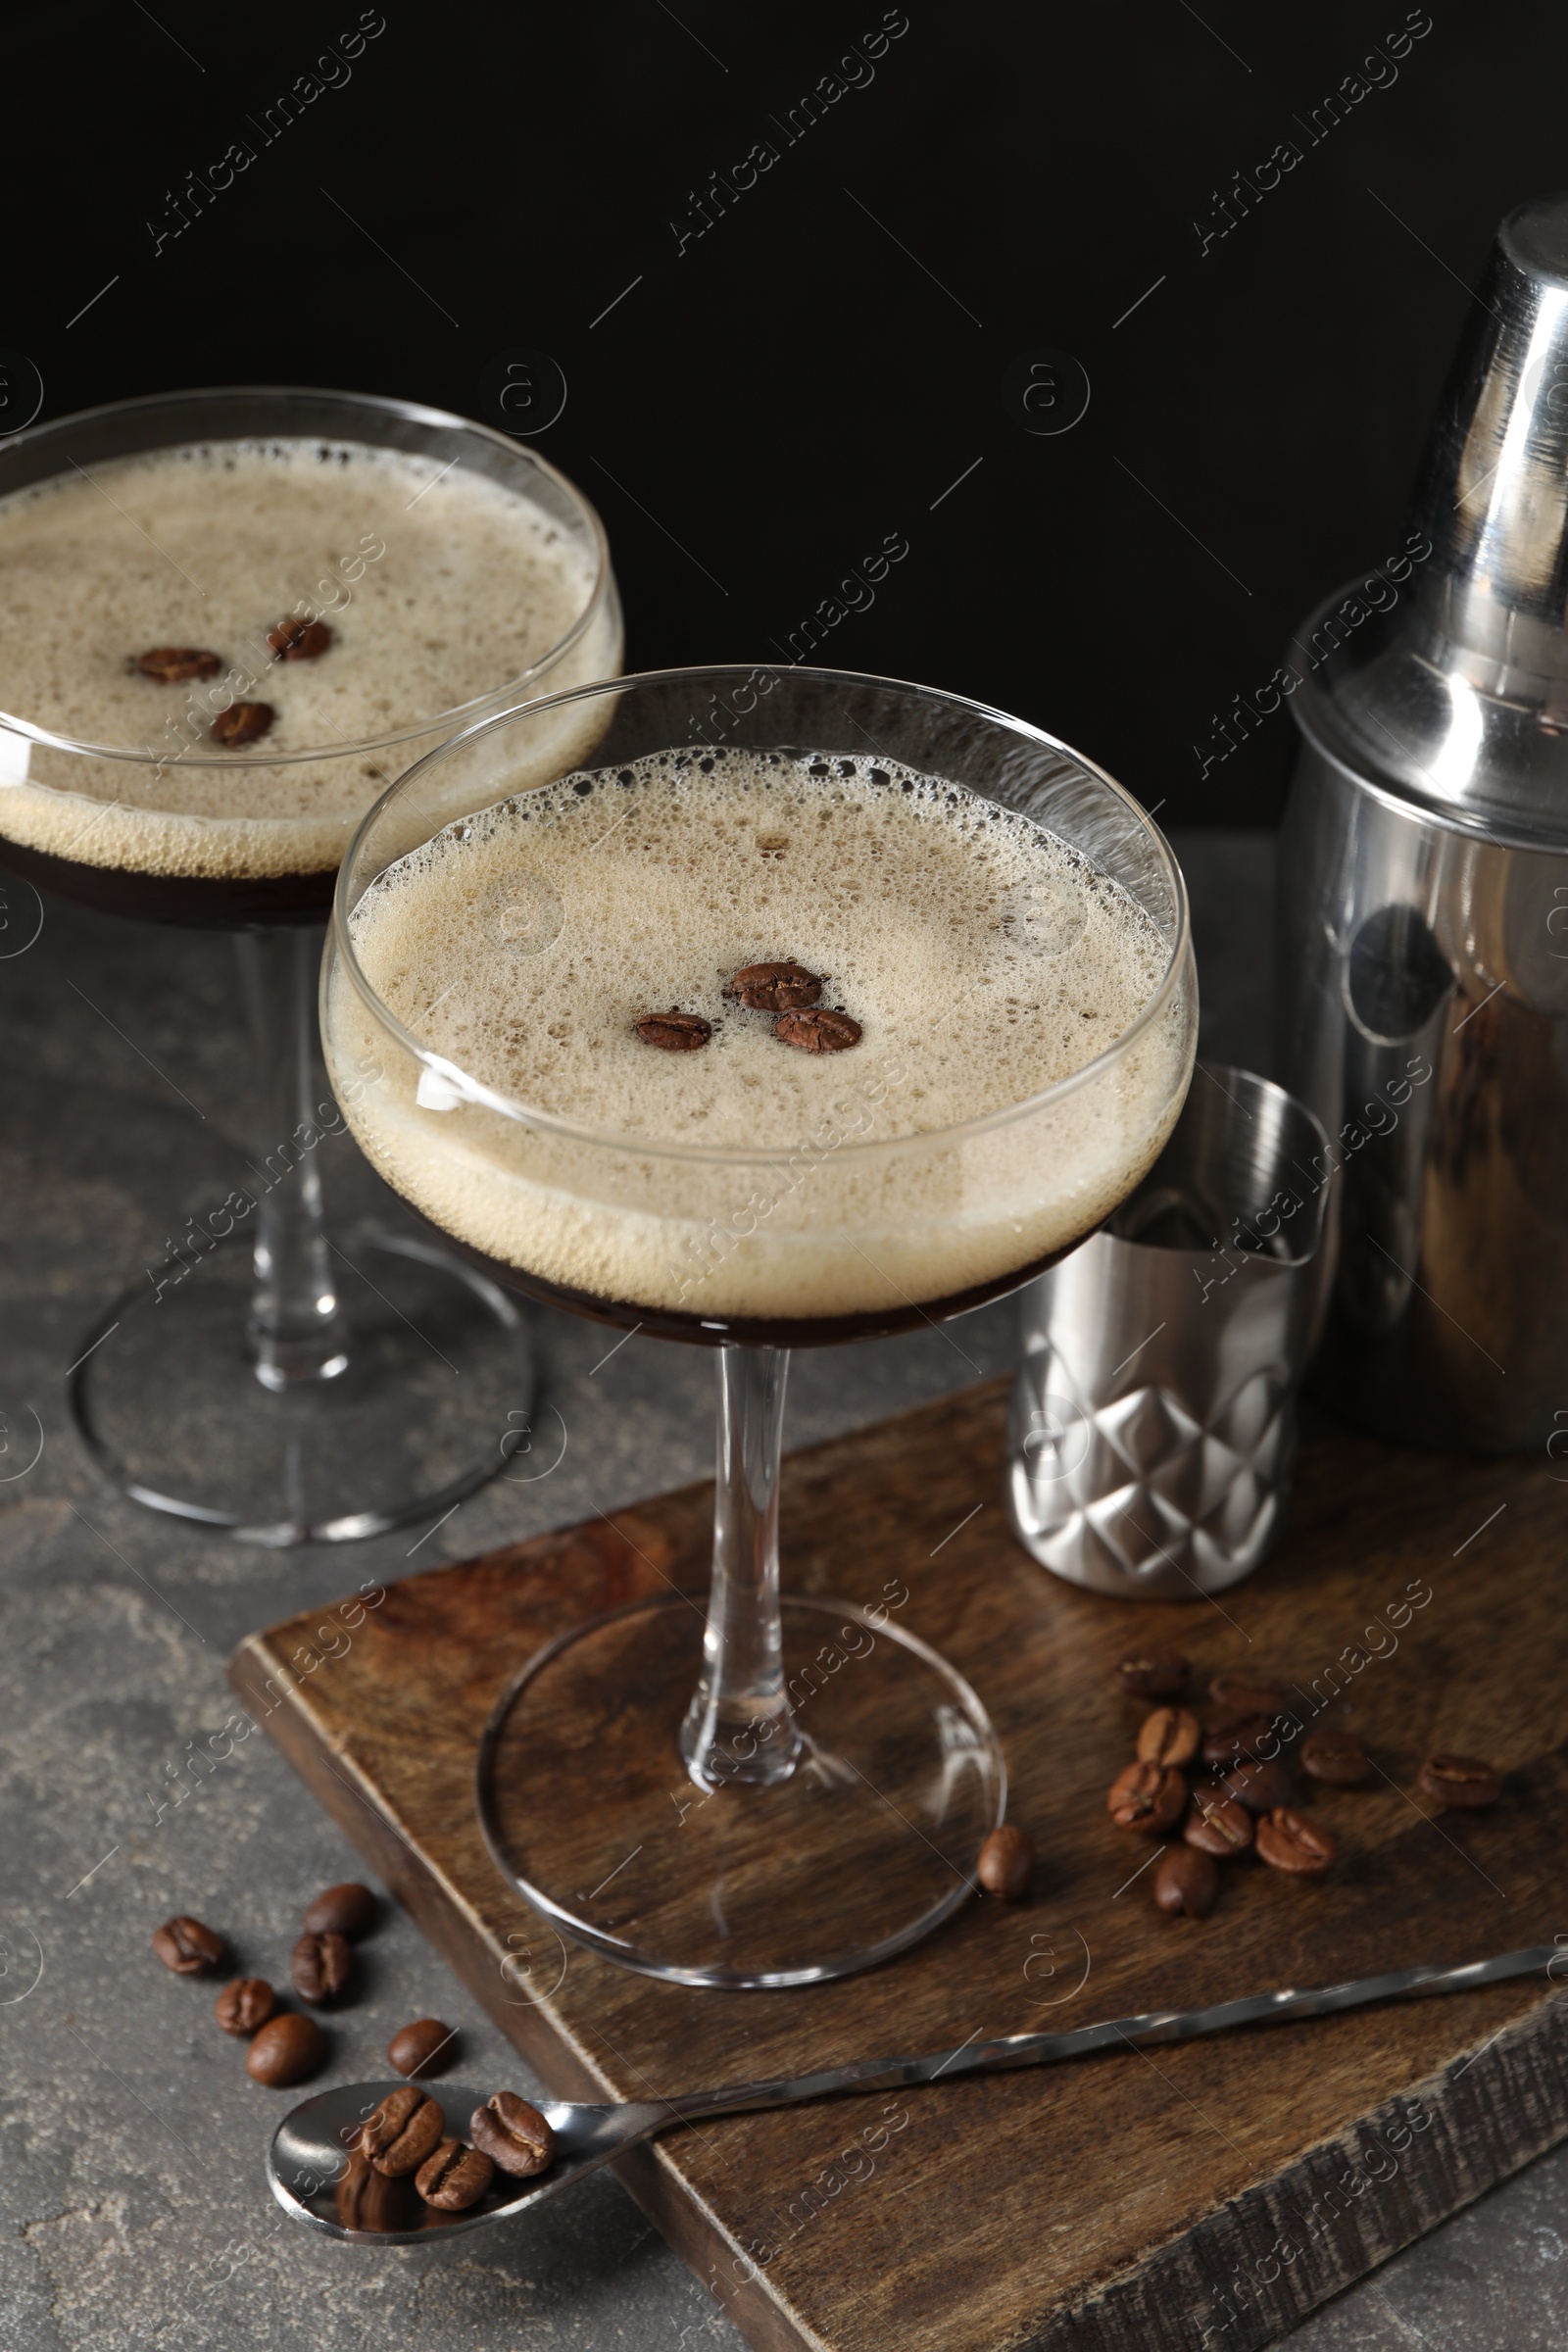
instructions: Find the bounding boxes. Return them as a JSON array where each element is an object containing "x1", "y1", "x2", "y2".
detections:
[{"x1": 270, "y1": 1942, "x2": 1563, "y2": 2242}]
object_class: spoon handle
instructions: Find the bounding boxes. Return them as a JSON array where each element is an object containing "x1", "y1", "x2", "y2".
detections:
[{"x1": 657, "y1": 1943, "x2": 1562, "y2": 2128}]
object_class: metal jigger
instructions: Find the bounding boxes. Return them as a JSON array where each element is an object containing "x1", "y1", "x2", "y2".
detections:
[{"x1": 1278, "y1": 192, "x2": 1568, "y2": 1451}]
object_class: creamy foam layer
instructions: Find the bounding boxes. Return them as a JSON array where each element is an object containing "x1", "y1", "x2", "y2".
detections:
[
  {"x1": 0, "y1": 439, "x2": 618, "y2": 878},
  {"x1": 324, "y1": 750, "x2": 1194, "y2": 1320}
]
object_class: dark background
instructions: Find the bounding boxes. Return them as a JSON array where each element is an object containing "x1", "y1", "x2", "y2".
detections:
[{"x1": 6, "y1": 0, "x2": 1563, "y2": 826}]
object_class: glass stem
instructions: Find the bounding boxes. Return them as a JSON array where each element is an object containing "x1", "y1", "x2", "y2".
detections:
[
  {"x1": 680, "y1": 1344, "x2": 802, "y2": 1789},
  {"x1": 235, "y1": 927, "x2": 349, "y2": 1395}
]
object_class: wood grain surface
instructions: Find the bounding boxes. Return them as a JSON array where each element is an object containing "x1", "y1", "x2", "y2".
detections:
[{"x1": 230, "y1": 1383, "x2": 1568, "y2": 2352}]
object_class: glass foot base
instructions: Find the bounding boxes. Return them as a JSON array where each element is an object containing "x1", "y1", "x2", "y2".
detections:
[
  {"x1": 72, "y1": 1223, "x2": 534, "y2": 1545},
  {"x1": 477, "y1": 1593, "x2": 1004, "y2": 1987}
]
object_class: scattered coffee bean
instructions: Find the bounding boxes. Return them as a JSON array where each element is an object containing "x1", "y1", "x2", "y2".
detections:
[
  {"x1": 1107, "y1": 1760, "x2": 1188, "y2": 1834},
  {"x1": 1183, "y1": 1792, "x2": 1254, "y2": 1858},
  {"x1": 215, "y1": 1978, "x2": 275, "y2": 2036},
  {"x1": 1417, "y1": 1752, "x2": 1501, "y2": 1809},
  {"x1": 388, "y1": 2018, "x2": 458, "y2": 2078},
  {"x1": 416, "y1": 2137, "x2": 495, "y2": 2211},
  {"x1": 976, "y1": 1824, "x2": 1033, "y2": 1900},
  {"x1": 1301, "y1": 1728, "x2": 1372, "y2": 1787},
  {"x1": 725, "y1": 960, "x2": 823, "y2": 1012},
  {"x1": 1200, "y1": 1713, "x2": 1272, "y2": 1766},
  {"x1": 1155, "y1": 1844, "x2": 1220, "y2": 1918},
  {"x1": 292, "y1": 1929, "x2": 353, "y2": 2005},
  {"x1": 469, "y1": 2091, "x2": 556, "y2": 2178},
  {"x1": 209, "y1": 700, "x2": 274, "y2": 747},
  {"x1": 134, "y1": 646, "x2": 222, "y2": 682},
  {"x1": 247, "y1": 2013, "x2": 326, "y2": 2086},
  {"x1": 1114, "y1": 1650, "x2": 1189, "y2": 1699},
  {"x1": 303, "y1": 1883, "x2": 378, "y2": 1940},
  {"x1": 1222, "y1": 1757, "x2": 1296, "y2": 1814},
  {"x1": 773, "y1": 1007, "x2": 861, "y2": 1053},
  {"x1": 1256, "y1": 1806, "x2": 1337, "y2": 1876},
  {"x1": 269, "y1": 615, "x2": 334, "y2": 661},
  {"x1": 635, "y1": 1011, "x2": 710, "y2": 1051},
  {"x1": 151, "y1": 1915, "x2": 226, "y2": 1976},
  {"x1": 362, "y1": 2085, "x2": 446, "y2": 2177},
  {"x1": 1209, "y1": 1672, "x2": 1287, "y2": 1716},
  {"x1": 1137, "y1": 1705, "x2": 1200, "y2": 1768}
]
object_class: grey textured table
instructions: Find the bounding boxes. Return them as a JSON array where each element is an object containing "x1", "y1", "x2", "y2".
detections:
[{"x1": 2, "y1": 833, "x2": 1564, "y2": 2352}]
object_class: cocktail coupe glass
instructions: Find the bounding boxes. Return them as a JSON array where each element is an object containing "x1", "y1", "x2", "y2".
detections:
[
  {"x1": 322, "y1": 665, "x2": 1197, "y2": 1984},
  {"x1": 0, "y1": 387, "x2": 621, "y2": 1544}
]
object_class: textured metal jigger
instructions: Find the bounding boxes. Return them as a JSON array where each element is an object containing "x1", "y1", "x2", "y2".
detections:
[{"x1": 1006, "y1": 1066, "x2": 1332, "y2": 1599}]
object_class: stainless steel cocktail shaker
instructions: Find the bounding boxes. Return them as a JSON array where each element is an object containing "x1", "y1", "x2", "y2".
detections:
[{"x1": 1278, "y1": 192, "x2": 1568, "y2": 1453}]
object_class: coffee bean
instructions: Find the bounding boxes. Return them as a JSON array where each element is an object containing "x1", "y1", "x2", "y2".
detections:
[
  {"x1": 151, "y1": 1915, "x2": 226, "y2": 1976},
  {"x1": 292, "y1": 1929, "x2": 353, "y2": 2005},
  {"x1": 215, "y1": 1978, "x2": 275, "y2": 2036},
  {"x1": 469, "y1": 2091, "x2": 555, "y2": 2178},
  {"x1": 1137, "y1": 1706, "x2": 1200, "y2": 1768},
  {"x1": 362, "y1": 2085, "x2": 446, "y2": 2177},
  {"x1": 303, "y1": 1883, "x2": 377, "y2": 1940},
  {"x1": 1114, "y1": 1650, "x2": 1189, "y2": 1699},
  {"x1": 635, "y1": 1011, "x2": 710, "y2": 1051},
  {"x1": 1417, "y1": 1752, "x2": 1501, "y2": 1809},
  {"x1": 416, "y1": 2137, "x2": 495, "y2": 2211},
  {"x1": 725, "y1": 961, "x2": 823, "y2": 1012},
  {"x1": 388, "y1": 2018, "x2": 458, "y2": 2078},
  {"x1": 1107, "y1": 1760, "x2": 1188, "y2": 1834},
  {"x1": 1301, "y1": 1729, "x2": 1372, "y2": 1787},
  {"x1": 1200, "y1": 1713, "x2": 1272, "y2": 1766},
  {"x1": 1256, "y1": 1806, "x2": 1337, "y2": 1876},
  {"x1": 1183, "y1": 1792, "x2": 1254, "y2": 1857},
  {"x1": 269, "y1": 615, "x2": 334, "y2": 661},
  {"x1": 1154, "y1": 1845, "x2": 1220, "y2": 1918},
  {"x1": 134, "y1": 646, "x2": 222, "y2": 683},
  {"x1": 773, "y1": 1007, "x2": 860, "y2": 1054},
  {"x1": 1222, "y1": 1757, "x2": 1296, "y2": 1814},
  {"x1": 247, "y1": 2013, "x2": 326, "y2": 2086},
  {"x1": 976, "y1": 1824, "x2": 1033, "y2": 1900},
  {"x1": 1209, "y1": 1672, "x2": 1287, "y2": 1716},
  {"x1": 209, "y1": 700, "x2": 274, "y2": 747}
]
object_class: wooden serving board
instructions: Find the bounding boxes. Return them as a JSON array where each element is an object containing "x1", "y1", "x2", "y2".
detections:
[{"x1": 230, "y1": 1382, "x2": 1568, "y2": 2352}]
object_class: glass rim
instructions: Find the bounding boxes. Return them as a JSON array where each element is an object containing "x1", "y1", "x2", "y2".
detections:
[
  {"x1": 330, "y1": 663, "x2": 1192, "y2": 1168},
  {"x1": 0, "y1": 382, "x2": 614, "y2": 767}
]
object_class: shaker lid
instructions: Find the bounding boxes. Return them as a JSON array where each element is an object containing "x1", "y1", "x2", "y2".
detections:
[{"x1": 1293, "y1": 192, "x2": 1568, "y2": 843}]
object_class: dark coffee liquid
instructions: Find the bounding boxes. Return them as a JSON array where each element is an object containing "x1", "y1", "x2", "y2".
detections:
[{"x1": 0, "y1": 836, "x2": 336, "y2": 929}]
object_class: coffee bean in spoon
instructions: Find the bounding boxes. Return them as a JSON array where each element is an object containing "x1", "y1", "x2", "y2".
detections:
[
  {"x1": 1301, "y1": 1728, "x2": 1372, "y2": 1786},
  {"x1": 416, "y1": 2137, "x2": 495, "y2": 2211},
  {"x1": 151, "y1": 1915, "x2": 226, "y2": 1976},
  {"x1": 303, "y1": 1883, "x2": 378, "y2": 1939},
  {"x1": 1418, "y1": 1752, "x2": 1502, "y2": 1808},
  {"x1": 1107, "y1": 1760, "x2": 1187, "y2": 1833},
  {"x1": 292, "y1": 1929, "x2": 353, "y2": 2005},
  {"x1": 247, "y1": 2013, "x2": 326, "y2": 2086},
  {"x1": 469, "y1": 2091, "x2": 555, "y2": 2178},
  {"x1": 1114, "y1": 1650, "x2": 1189, "y2": 1699},
  {"x1": 361, "y1": 2085, "x2": 446, "y2": 2177},
  {"x1": 1137, "y1": 1706, "x2": 1200, "y2": 1768},
  {"x1": 1154, "y1": 1844, "x2": 1220, "y2": 1918},
  {"x1": 215, "y1": 1978, "x2": 275, "y2": 2036},
  {"x1": 388, "y1": 2018, "x2": 459, "y2": 2078},
  {"x1": 976, "y1": 1824, "x2": 1033, "y2": 1899}
]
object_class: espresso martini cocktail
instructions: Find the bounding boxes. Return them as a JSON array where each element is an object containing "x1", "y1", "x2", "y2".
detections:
[
  {"x1": 0, "y1": 387, "x2": 622, "y2": 1547},
  {"x1": 324, "y1": 666, "x2": 1198, "y2": 1987}
]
